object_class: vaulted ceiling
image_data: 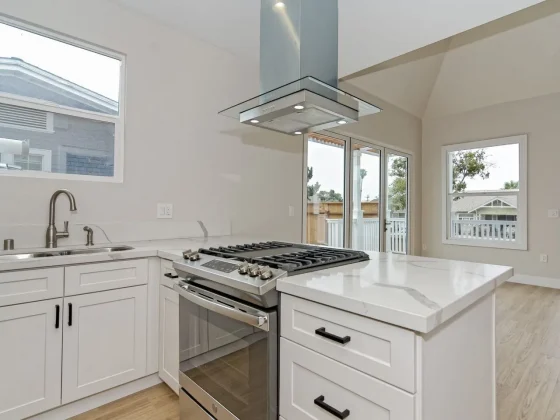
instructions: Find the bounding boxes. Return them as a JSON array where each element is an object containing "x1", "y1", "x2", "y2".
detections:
[{"x1": 346, "y1": 1, "x2": 560, "y2": 120}]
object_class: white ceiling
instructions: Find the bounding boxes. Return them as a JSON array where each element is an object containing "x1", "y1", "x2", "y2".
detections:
[
  {"x1": 112, "y1": 0, "x2": 261, "y2": 62},
  {"x1": 347, "y1": 2, "x2": 560, "y2": 119},
  {"x1": 109, "y1": 0, "x2": 545, "y2": 79}
]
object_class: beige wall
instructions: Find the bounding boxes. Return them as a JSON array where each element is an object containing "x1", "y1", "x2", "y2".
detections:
[
  {"x1": 332, "y1": 85, "x2": 423, "y2": 255},
  {"x1": 422, "y1": 93, "x2": 560, "y2": 278},
  {"x1": 0, "y1": 0, "x2": 304, "y2": 248}
]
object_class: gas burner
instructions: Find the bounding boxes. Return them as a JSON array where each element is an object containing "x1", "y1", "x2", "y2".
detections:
[{"x1": 198, "y1": 242, "x2": 369, "y2": 275}]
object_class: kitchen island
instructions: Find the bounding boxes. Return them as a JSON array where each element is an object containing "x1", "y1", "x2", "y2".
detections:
[{"x1": 277, "y1": 252, "x2": 512, "y2": 420}]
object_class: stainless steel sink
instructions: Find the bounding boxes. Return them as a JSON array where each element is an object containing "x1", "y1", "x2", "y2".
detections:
[{"x1": 0, "y1": 246, "x2": 135, "y2": 261}]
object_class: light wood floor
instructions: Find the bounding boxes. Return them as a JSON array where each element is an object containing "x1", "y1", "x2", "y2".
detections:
[{"x1": 73, "y1": 282, "x2": 560, "y2": 420}]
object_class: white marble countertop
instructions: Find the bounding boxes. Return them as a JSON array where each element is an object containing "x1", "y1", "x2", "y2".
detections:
[
  {"x1": 277, "y1": 252, "x2": 513, "y2": 333},
  {"x1": 0, "y1": 237, "x2": 512, "y2": 333},
  {"x1": 0, "y1": 235, "x2": 268, "y2": 272}
]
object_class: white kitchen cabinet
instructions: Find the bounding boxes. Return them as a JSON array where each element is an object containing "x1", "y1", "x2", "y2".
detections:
[
  {"x1": 64, "y1": 259, "x2": 148, "y2": 296},
  {"x1": 0, "y1": 299, "x2": 62, "y2": 420},
  {"x1": 159, "y1": 284, "x2": 180, "y2": 394},
  {"x1": 62, "y1": 286, "x2": 148, "y2": 403},
  {"x1": 0, "y1": 267, "x2": 63, "y2": 307},
  {"x1": 280, "y1": 338, "x2": 414, "y2": 420}
]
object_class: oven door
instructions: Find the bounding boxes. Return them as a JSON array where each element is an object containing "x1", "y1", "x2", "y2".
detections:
[{"x1": 174, "y1": 282, "x2": 278, "y2": 420}]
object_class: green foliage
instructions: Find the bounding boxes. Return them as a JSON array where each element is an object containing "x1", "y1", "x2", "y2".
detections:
[
  {"x1": 452, "y1": 150, "x2": 491, "y2": 193},
  {"x1": 317, "y1": 189, "x2": 343, "y2": 202},
  {"x1": 388, "y1": 157, "x2": 407, "y2": 211},
  {"x1": 307, "y1": 166, "x2": 345, "y2": 202},
  {"x1": 503, "y1": 180, "x2": 519, "y2": 190}
]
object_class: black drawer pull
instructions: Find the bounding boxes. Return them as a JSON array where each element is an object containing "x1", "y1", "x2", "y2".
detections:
[
  {"x1": 315, "y1": 327, "x2": 351, "y2": 345},
  {"x1": 55, "y1": 305, "x2": 60, "y2": 329},
  {"x1": 164, "y1": 273, "x2": 179, "y2": 279},
  {"x1": 68, "y1": 303, "x2": 73, "y2": 326},
  {"x1": 314, "y1": 395, "x2": 350, "y2": 419}
]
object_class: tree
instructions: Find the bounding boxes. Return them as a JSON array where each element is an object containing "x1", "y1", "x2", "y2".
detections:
[
  {"x1": 452, "y1": 150, "x2": 492, "y2": 193},
  {"x1": 388, "y1": 157, "x2": 407, "y2": 211},
  {"x1": 503, "y1": 180, "x2": 519, "y2": 190},
  {"x1": 317, "y1": 189, "x2": 343, "y2": 202},
  {"x1": 307, "y1": 167, "x2": 321, "y2": 199},
  {"x1": 359, "y1": 168, "x2": 368, "y2": 201}
]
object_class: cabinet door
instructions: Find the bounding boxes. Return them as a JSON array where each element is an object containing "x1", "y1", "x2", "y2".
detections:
[
  {"x1": 159, "y1": 285, "x2": 179, "y2": 394},
  {"x1": 0, "y1": 299, "x2": 62, "y2": 420},
  {"x1": 62, "y1": 286, "x2": 148, "y2": 404}
]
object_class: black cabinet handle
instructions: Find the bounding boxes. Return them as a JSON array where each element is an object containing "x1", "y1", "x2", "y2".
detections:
[
  {"x1": 68, "y1": 303, "x2": 73, "y2": 326},
  {"x1": 315, "y1": 327, "x2": 351, "y2": 345},
  {"x1": 55, "y1": 305, "x2": 60, "y2": 329},
  {"x1": 314, "y1": 395, "x2": 350, "y2": 419},
  {"x1": 164, "y1": 273, "x2": 179, "y2": 279}
]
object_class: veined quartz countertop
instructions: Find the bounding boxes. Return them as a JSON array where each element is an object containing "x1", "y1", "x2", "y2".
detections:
[
  {"x1": 277, "y1": 252, "x2": 512, "y2": 333},
  {"x1": 0, "y1": 235, "x2": 268, "y2": 272},
  {"x1": 0, "y1": 237, "x2": 512, "y2": 333}
]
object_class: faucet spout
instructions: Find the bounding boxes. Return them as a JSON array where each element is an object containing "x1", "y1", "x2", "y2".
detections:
[{"x1": 46, "y1": 189, "x2": 77, "y2": 248}]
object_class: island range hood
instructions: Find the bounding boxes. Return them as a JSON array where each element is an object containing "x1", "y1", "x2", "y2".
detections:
[{"x1": 219, "y1": 0, "x2": 381, "y2": 135}]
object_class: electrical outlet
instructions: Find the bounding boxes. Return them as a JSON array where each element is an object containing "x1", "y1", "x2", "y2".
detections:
[
  {"x1": 288, "y1": 205, "x2": 295, "y2": 217},
  {"x1": 422, "y1": 244, "x2": 428, "y2": 251},
  {"x1": 157, "y1": 203, "x2": 173, "y2": 219},
  {"x1": 548, "y1": 209, "x2": 559, "y2": 218},
  {"x1": 540, "y1": 254, "x2": 548, "y2": 263}
]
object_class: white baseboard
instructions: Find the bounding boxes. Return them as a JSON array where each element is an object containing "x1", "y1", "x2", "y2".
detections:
[
  {"x1": 29, "y1": 374, "x2": 163, "y2": 420},
  {"x1": 508, "y1": 274, "x2": 560, "y2": 289}
]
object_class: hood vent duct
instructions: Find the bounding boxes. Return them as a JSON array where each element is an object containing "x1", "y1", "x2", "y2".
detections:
[{"x1": 219, "y1": 0, "x2": 381, "y2": 135}]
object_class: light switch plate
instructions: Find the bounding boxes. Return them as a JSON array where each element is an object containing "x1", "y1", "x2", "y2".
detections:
[
  {"x1": 157, "y1": 203, "x2": 173, "y2": 219},
  {"x1": 540, "y1": 254, "x2": 548, "y2": 263},
  {"x1": 548, "y1": 209, "x2": 559, "y2": 218}
]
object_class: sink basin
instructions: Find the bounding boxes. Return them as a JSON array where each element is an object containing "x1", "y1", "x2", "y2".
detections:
[{"x1": 0, "y1": 246, "x2": 135, "y2": 261}]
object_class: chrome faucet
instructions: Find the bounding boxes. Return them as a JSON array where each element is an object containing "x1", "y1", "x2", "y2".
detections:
[
  {"x1": 46, "y1": 190, "x2": 77, "y2": 248},
  {"x1": 83, "y1": 226, "x2": 94, "y2": 246}
]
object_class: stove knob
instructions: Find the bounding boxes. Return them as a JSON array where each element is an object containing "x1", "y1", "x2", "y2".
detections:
[
  {"x1": 260, "y1": 267, "x2": 273, "y2": 280},
  {"x1": 182, "y1": 249, "x2": 193, "y2": 259},
  {"x1": 238, "y1": 262, "x2": 249, "y2": 275},
  {"x1": 248, "y1": 264, "x2": 260, "y2": 277},
  {"x1": 189, "y1": 252, "x2": 200, "y2": 261}
]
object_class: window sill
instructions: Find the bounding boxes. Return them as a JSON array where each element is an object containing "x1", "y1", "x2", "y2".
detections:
[
  {"x1": 442, "y1": 238, "x2": 527, "y2": 251},
  {"x1": 0, "y1": 169, "x2": 122, "y2": 183}
]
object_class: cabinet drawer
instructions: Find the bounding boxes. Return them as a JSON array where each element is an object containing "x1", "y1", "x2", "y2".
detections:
[
  {"x1": 0, "y1": 267, "x2": 63, "y2": 306},
  {"x1": 160, "y1": 259, "x2": 179, "y2": 289},
  {"x1": 65, "y1": 259, "x2": 148, "y2": 296},
  {"x1": 281, "y1": 294, "x2": 416, "y2": 392},
  {"x1": 280, "y1": 338, "x2": 414, "y2": 420}
]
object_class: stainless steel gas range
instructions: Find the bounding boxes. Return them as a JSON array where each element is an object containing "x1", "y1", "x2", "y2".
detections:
[{"x1": 172, "y1": 241, "x2": 369, "y2": 420}]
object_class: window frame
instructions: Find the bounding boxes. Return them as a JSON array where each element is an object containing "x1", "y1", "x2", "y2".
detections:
[
  {"x1": 441, "y1": 134, "x2": 528, "y2": 250},
  {"x1": 0, "y1": 15, "x2": 126, "y2": 183}
]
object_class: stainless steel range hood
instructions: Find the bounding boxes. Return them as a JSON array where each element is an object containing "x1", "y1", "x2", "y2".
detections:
[{"x1": 219, "y1": 0, "x2": 381, "y2": 135}]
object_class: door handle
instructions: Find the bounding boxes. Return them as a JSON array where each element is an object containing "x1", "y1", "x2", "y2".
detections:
[
  {"x1": 68, "y1": 303, "x2": 73, "y2": 326},
  {"x1": 55, "y1": 305, "x2": 60, "y2": 329},
  {"x1": 314, "y1": 395, "x2": 350, "y2": 419},
  {"x1": 164, "y1": 273, "x2": 179, "y2": 279},
  {"x1": 315, "y1": 327, "x2": 351, "y2": 345}
]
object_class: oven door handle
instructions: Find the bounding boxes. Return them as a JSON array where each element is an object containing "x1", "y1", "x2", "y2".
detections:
[{"x1": 173, "y1": 284, "x2": 269, "y2": 331}]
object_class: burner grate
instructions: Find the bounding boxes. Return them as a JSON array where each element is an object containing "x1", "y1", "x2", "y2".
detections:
[{"x1": 198, "y1": 242, "x2": 369, "y2": 274}]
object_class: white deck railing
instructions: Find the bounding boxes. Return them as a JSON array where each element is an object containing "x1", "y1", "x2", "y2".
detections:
[
  {"x1": 451, "y1": 220, "x2": 517, "y2": 241},
  {"x1": 326, "y1": 218, "x2": 407, "y2": 254}
]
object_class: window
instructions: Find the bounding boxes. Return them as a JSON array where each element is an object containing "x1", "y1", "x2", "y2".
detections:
[
  {"x1": 442, "y1": 135, "x2": 527, "y2": 249},
  {"x1": 0, "y1": 18, "x2": 124, "y2": 181}
]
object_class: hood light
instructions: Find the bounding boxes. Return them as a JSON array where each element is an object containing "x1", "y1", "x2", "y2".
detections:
[
  {"x1": 274, "y1": 1, "x2": 286, "y2": 9},
  {"x1": 294, "y1": 105, "x2": 304, "y2": 110},
  {"x1": 250, "y1": 120, "x2": 260, "y2": 124},
  {"x1": 337, "y1": 120, "x2": 347, "y2": 125},
  {"x1": 294, "y1": 131, "x2": 302, "y2": 135}
]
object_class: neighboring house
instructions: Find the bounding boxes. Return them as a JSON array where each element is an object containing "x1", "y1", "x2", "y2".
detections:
[
  {"x1": 451, "y1": 195, "x2": 518, "y2": 221},
  {"x1": 0, "y1": 57, "x2": 117, "y2": 176}
]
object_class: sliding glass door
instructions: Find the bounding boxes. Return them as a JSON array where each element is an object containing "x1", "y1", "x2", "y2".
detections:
[
  {"x1": 305, "y1": 133, "x2": 411, "y2": 254},
  {"x1": 385, "y1": 151, "x2": 410, "y2": 254}
]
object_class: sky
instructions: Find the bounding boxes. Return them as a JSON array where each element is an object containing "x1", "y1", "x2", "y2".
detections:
[
  {"x1": 308, "y1": 140, "x2": 518, "y2": 202},
  {"x1": 0, "y1": 22, "x2": 121, "y2": 101},
  {"x1": 453, "y1": 144, "x2": 519, "y2": 191}
]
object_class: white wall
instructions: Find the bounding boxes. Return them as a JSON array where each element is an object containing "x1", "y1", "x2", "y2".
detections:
[
  {"x1": 333, "y1": 84, "x2": 423, "y2": 255},
  {"x1": 0, "y1": 0, "x2": 304, "y2": 248},
  {"x1": 339, "y1": 0, "x2": 545, "y2": 78},
  {"x1": 422, "y1": 93, "x2": 560, "y2": 279}
]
